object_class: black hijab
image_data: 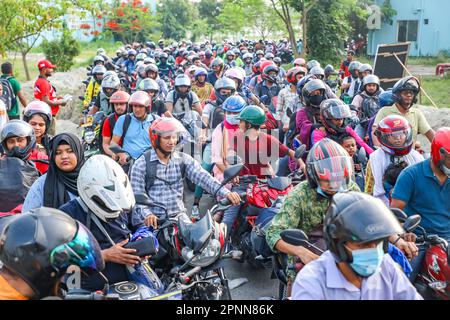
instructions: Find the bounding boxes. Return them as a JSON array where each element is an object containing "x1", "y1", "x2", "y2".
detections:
[{"x1": 43, "y1": 133, "x2": 85, "y2": 208}]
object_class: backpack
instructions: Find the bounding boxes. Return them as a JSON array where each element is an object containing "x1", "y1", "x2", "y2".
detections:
[
  {"x1": 209, "y1": 101, "x2": 225, "y2": 129},
  {"x1": 99, "y1": 113, "x2": 132, "y2": 154},
  {"x1": 142, "y1": 150, "x2": 187, "y2": 193},
  {"x1": 360, "y1": 93, "x2": 381, "y2": 122},
  {"x1": 0, "y1": 77, "x2": 17, "y2": 112},
  {"x1": 0, "y1": 157, "x2": 40, "y2": 212},
  {"x1": 173, "y1": 91, "x2": 194, "y2": 111}
]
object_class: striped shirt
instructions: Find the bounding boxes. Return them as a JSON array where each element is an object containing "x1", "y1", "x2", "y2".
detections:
[{"x1": 130, "y1": 148, "x2": 229, "y2": 225}]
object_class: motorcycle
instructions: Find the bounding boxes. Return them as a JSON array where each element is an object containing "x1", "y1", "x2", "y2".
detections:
[
  {"x1": 173, "y1": 111, "x2": 207, "y2": 192},
  {"x1": 393, "y1": 210, "x2": 450, "y2": 300},
  {"x1": 80, "y1": 111, "x2": 105, "y2": 159},
  {"x1": 64, "y1": 196, "x2": 182, "y2": 301},
  {"x1": 273, "y1": 212, "x2": 422, "y2": 300},
  {"x1": 143, "y1": 164, "x2": 245, "y2": 300}
]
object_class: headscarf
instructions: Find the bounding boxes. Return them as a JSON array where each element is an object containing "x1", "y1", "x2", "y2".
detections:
[{"x1": 43, "y1": 133, "x2": 85, "y2": 208}]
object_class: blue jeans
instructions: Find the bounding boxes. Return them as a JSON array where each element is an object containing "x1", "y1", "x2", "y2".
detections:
[{"x1": 194, "y1": 143, "x2": 213, "y2": 200}]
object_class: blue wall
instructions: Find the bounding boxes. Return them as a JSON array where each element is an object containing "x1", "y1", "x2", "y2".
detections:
[{"x1": 368, "y1": 0, "x2": 450, "y2": 57}]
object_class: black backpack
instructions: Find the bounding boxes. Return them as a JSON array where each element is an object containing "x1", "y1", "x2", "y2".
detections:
[
  {"x1": 173, "y1": 91, "x2": 194, "y2": 110},
  {"x1": 0, "y1": 77, "x2": 17, "y2": 112},
  {"x1": 142, "y1": 150, "x2": 187, "y2": 193},
  {"x1": 208, "y1": 101, "x2": 225, "y2": 130},
  {"x1": 0, "y1": 157, "x2": 40, "y2": 212},
  {"x1": 99, "y1": 113, "x2": 132, "y2": 154}
]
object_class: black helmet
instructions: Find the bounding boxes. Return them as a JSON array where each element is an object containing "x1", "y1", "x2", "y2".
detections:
[
  {"x1": 324, "y1": 64, "x2": 336, "y2": 77},
  {"x1": 392, "y1": 76, "x2": 420, "y2": 106},
  {"x1": 0, "y1": 208, "x2": 104, "y2": 298},
  {"x1": 306, "y1": 138, "x2": 354, "y2": 193},
  {"x1": 324, "y1": 191, "x2": 403, "y2": 263},
  {"x1": 262, "y1": 64, "x2": 279, "y2": 83},
  {"x1": 205, "y1": 49, "x2": 213, "y2": 58},
  {"x1": 320, "y1": 99, "x2": 352, "y2": 135},
  {"x1": 302, "y1": 79, "x2": 326, "y2": 108},
  {"x1": 306, "y1": 59, "x2": 320, "y2": 72},
  {"x1": 0, "y1": 120, "x2": 36, "y2": 159}
]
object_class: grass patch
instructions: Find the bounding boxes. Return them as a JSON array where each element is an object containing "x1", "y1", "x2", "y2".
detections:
[
  {"x1": 418, "y1": 74, "x2": 450, "y2": 108},
  {"x1": 0, "y1": 54, "x2": 40, "y2": 82}
]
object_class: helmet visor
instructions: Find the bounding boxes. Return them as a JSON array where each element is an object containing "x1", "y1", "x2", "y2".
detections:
[
  {"x1": 311, "y1": 156, "x2": 354, "y2": 192},
  {"x1": 379, "y1": 128, "x2": 412, "y2": 150},
  {"x1": 324, "y1": 104, "x2": 352, "y2": 120},
  {"x1": 0, "y1": 120, "x2": 33, "y2": 142},
  {"x1": 50, "y1": 223, "x2": 105, "y2": 275}
]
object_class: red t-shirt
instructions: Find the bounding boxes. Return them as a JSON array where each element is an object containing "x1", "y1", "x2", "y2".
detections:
[
  {"x1": 233, "y1": 132, "x2": 289, "y2": 178},
  {"x1": 34, "y1": 76, "x2": 58, "y2": 115},
  {"x1": 28, "y1": 149, "x2": 49, "y2": 174},
  {"x1": 101, "y1": 114, "x2": 118, "y2": 138}
]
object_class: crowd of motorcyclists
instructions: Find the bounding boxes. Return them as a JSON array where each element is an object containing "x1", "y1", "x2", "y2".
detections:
[{"x1": 0, "y1": 36, "x2": 449, "y2": 301}]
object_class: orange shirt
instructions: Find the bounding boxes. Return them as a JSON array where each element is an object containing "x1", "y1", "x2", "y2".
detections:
[{"x1": 0, "y1": 275, "x2": 29, "y2": 300}]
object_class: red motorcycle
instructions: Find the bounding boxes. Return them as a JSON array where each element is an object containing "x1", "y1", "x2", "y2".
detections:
[
  {"x1": 414, "y1": 227, "x2": 450, "y2": 300},
  {"x1": 220, "y1": 174, "x2": 293, "y2": 268}
]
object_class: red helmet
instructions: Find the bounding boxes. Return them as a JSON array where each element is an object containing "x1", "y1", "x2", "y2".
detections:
[
  {"x1": 110, "y1": 91, "x2": 130, "y2": 104},
  {"x1": 129, "y1": 91, "x2": 150, "y2": 109},
  {"x1": 431, "y1": 127, "x2": 450, "y2": 175},
  {"x1": 286, "y1": 67, "x2": 307, "y2": 84},
  {"x1": 294, "y1": 58, "x2": 306, "y2": 67},
  {"x1": 260, "y1": 60, "x2": 274, "y2": 75},
  {"x1": 375, "y1": 115, "x2": 413, "y2": 156},
  {"x1": 149, "y1": 118, "x2": 187, "y2": 150}
]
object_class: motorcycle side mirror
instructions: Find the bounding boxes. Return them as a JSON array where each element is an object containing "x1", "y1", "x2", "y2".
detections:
[
  {"x1": 87, "y1": 66, "x2": 92, "y2": 71},
  {"x1": 222, "y1": 164, "x2": 244, "y2": 186},
  {"x1": 402, "y1": 214, "x2": 421, "y2": 233},
  {"x1": 391, "y1": 208, "x2": 408, "y2": 222},
  {"x1": 134, "y1": 193, "x2": 154, "y2": 206},
  {"x1": 78, "y1": 96, "x2": 85, "y2": 101},
  {"x1": 357, "y1": 147, "x2": 367, "y2": 164},
  {"x1": 281, "y1": 229, "x2": 309, "y2": 246},
  {"x1": 294, "y1": 145, "x2": 307, "y2": 159}
]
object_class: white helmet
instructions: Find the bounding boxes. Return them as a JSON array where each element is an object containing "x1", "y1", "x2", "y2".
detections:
[{"x1": 77, "y1": 155, "x2": 135, "y2": 222}]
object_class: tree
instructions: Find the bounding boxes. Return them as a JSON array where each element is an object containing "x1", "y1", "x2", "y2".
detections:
[
  {"x1": 306, "y1": 0, "x2": 353, "y2": 64},
  {"x1": 0, "y1": 0, "x2": 99, "y2": 80},
  {"x1": 41, "y1": 29, "x2": 81, "y2": 72},
  {"x1": 105, "y1": 0, "x2": 159, "y2": 44},
  {"x1": 197, "y1": 0, "x2": 224, "y2": 41},
  {"x1": 218, "y1": 0, "x2": 284, "y2": 41},
  {"x1": 270, "y1": 0, "x2": 302, "y2": 57},
  {"x1": 157, "y1": 0, "x2": 195, "y2": 41}
]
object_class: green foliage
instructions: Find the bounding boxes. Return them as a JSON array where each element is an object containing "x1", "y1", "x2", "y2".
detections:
[
  {"x1": 197, "y1": 0, "x2": 224, "y2": 40},
  {"x1": 41, "y1": 30, "x2": 81, "y2": 72},
  {"x1": 105, "y1": 0, "x2": 159, "y2": 44},
  {"x1": 157, "y1": 0, "x2": 194, "y2": 41},
  {"x1": 380, "y1": 0, "x2": 397, "y2": 24},
  {"x1": 306, "y1": 0, "x2": 352, "y2": 64}
]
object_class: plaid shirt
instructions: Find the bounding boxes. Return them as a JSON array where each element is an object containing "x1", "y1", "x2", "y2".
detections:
[{"x1": 130, "y1": 148, "x2": 229, "y2": 225}]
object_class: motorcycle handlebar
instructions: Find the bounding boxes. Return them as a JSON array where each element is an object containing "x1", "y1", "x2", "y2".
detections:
[{"x1": 218, "y1": 192, "x2": 247, "y2": 206}]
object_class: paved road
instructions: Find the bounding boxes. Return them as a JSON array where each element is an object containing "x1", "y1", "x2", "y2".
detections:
[{"x1": 184, "y1": 188, "x2": 279, "y2": 300}]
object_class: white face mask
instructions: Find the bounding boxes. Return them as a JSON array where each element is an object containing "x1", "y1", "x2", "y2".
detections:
[{"x1": 226, "y1": 115, "x2": 240, "y2": 125}]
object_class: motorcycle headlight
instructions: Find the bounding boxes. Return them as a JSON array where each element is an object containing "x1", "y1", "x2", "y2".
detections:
[
  {"x1": 181, "y1": 239, "x2": 221, "y2": 267},
  {"x1": 84, "y1": 131, "x2": 96, "y2": 144}
]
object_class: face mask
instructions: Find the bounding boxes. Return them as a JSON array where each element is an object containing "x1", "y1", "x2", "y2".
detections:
[
  {"x1": 346, "y1": 242, "x2": 384, "y2": 277},
  {"x1": 309, "y1": 94, "x2": 324, "y2": 107},
  {"x1": 440, "y1": 163, "x2": 450, "y2": 178},
  {"x1": 226, "y1": 115, "x2": 240, "y2": 125}
]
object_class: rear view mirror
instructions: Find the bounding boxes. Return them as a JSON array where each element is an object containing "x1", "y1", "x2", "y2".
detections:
[
  {"x1": 134, "y1": 193, "x2": 154, "y2": 206},
  {"x1": 391, "y1": 208, "x2": 408, "y2": 222},
  {"x1": 280, "y1": 229, "x2": 309, "y2": 246},
  {"x1": 294, "y1": 145, "x2": 307, "y2": 159},
  {"x1": 222, "y1": 164, "x2": 244, "y2": 186},
  {"x1": 403, "y1": 214, "x2": 421, "y2": 233}
]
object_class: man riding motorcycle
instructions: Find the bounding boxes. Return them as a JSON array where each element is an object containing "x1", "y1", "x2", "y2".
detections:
[{"x1": 83, "y1": 65, "x2": 106, "y2": 109}]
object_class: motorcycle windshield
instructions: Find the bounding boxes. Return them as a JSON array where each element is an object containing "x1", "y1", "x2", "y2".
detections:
[{"x1": 179, "y1": 213, "x2": 213, "y2": 253}]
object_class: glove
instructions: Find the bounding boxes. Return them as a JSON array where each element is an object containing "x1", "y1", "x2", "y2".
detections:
[{"x1": 62, "y1": 94, "x2": 73, "y2": 104}]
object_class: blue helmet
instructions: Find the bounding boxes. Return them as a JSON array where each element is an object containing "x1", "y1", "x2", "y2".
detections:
[
  {"x1": 379, "y1": 90, "x2": 395, "y2": 108},
  {"x1": 222, "y1": 95, "x2": 247, "y2": 113}
]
